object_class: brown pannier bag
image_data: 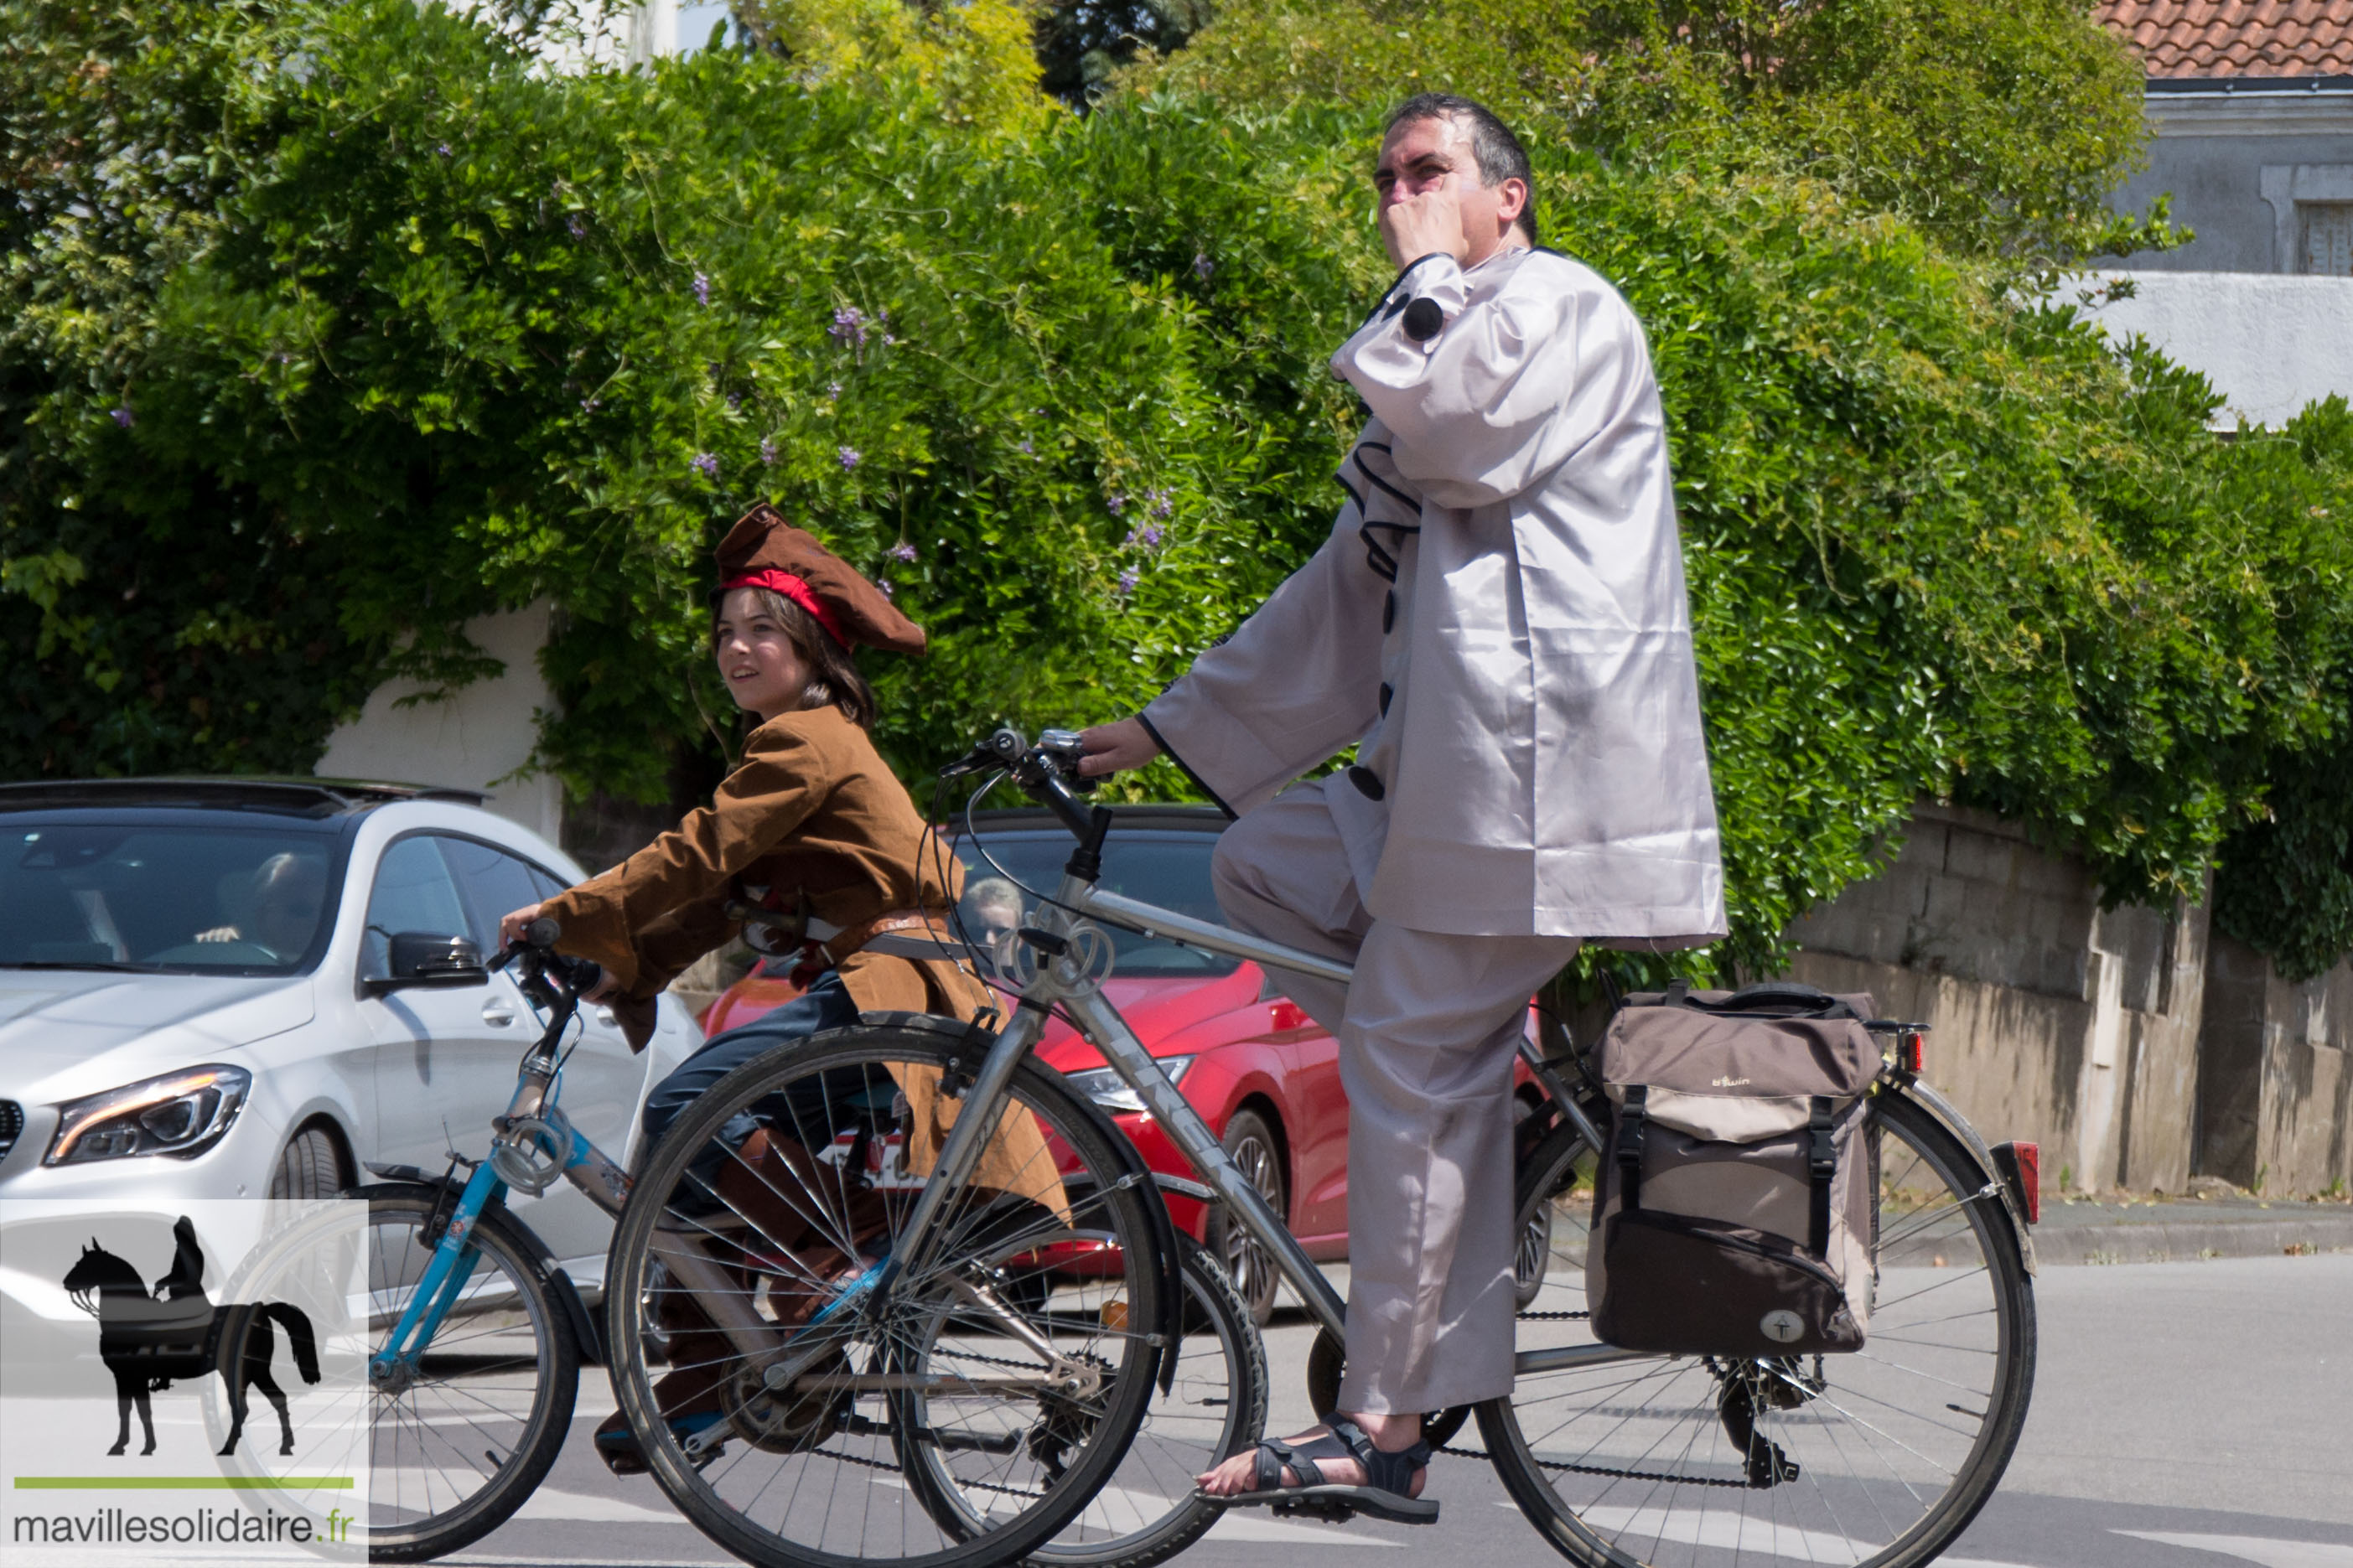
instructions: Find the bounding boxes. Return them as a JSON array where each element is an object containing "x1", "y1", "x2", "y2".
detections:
[{"x1": 1586, "y1": 981, "x2": 1882, "y2": 1357}]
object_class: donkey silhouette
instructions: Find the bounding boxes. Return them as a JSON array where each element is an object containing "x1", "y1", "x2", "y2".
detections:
[{"x1": 61, "y1": 1217, "x2": 320, "y2": 1457}]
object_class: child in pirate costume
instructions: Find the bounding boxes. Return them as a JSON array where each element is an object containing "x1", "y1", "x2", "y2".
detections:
[{"x1": 498, "y1": 503, "x2": 1060, "y2": 1472}]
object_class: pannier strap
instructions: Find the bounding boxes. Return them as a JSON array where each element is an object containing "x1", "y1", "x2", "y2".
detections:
[
  {"x1": 1656, "y1": 981, "x2": 1861, "y2": 1022},
  {"x1": 1807, "y1": 1096, "x2": 1835, "y2": 1258},
  {"x1": 1616, "y1": 1084, "x2": 1648, "y2": 1213}
]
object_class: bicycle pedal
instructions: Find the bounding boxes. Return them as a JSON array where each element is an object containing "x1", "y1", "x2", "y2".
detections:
[{"x1": 1269, "y1": 1497, "x2": 1356, "y2": 1524}]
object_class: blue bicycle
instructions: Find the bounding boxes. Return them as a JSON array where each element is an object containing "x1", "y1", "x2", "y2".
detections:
[{"x1": 350, "y1": 924, "x2": 1265, "y2": 1565}]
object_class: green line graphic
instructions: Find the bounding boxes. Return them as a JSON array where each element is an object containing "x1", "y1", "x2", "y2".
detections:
[{"x1": 13, "y1": 1477, "x2": 354, "y2": 1490}]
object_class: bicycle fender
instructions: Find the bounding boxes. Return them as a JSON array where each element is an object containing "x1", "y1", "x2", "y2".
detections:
[
  {"x1": 355, "y1": 1173, "x2": 607, "y2": 1362},
  {"x1": 1886, "y1": 1082, "x2": 2038, "y2": 1276},
  {"x1": 856, "y1": 1011, "x2": 1186, "y2": 1395}
]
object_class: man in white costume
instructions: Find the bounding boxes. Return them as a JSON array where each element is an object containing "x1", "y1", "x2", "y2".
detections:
[{"x1": 1081, "y1": 93, "x2": 1725, "y2": 1519}]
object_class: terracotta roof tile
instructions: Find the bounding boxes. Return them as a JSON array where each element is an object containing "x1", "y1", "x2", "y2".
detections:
[{"x1": 2094, "y1": 0, "x2": 2353, "y2": 79}]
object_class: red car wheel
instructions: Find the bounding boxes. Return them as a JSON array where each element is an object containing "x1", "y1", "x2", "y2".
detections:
[{"x1": 1206, "y1": 1107, "x2": 1286, "y2": 1326}]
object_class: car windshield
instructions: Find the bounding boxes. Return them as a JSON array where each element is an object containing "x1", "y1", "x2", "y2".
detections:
[
  {"x1": 0, "y1": 816, "x2": 339, "y2": 975},
  {"x1": 954, "y1": 829, "x2": 1237, "y2": 978}
]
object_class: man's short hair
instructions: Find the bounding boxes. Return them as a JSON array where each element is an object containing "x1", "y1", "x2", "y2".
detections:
[{"x1": 1382, "y1": 92, "x2": 1540, "y2": 247}]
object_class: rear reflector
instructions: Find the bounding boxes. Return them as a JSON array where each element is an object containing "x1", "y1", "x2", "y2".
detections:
[
  {"x1": 1991, "y1": 1141, "x2": 2040, "y2": 1226},
  {"x1": 1899, "y1": 1028, "x2": 1925, "y2": 1077}
]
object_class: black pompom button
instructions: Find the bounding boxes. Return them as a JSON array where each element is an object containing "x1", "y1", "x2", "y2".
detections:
[
  {"x1": 1401, "y1": 298, "x2": 1444, "y2": 342},
  {"x1": 1346, "y1": 765, "x2": 1386, "y2": 800}
]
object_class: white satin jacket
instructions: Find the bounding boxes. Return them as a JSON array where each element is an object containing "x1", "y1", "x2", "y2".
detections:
[{"x1": 1142, "y1": 246, "x2": 1726, "y2": 948}]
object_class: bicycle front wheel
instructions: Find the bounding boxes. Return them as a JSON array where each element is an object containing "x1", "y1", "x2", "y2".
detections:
[
  {"x1": 358, "y1": 1182, "x2": 579, "y2": 1562},
  {"x1": 606, "y1": 1022, "x2": 1168, "y2": 1568},
  {"x1": 1015, "y1": 1234, "x2": 1267, "y2": 1568},
  {"x1": 1482, "y1": 1089, "x2": 2036, "y2": 1568}
]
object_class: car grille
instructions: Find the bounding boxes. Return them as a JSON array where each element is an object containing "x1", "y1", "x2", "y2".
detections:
[{"x1": 0, "y1": 1100, "x2": 22, "y2": 1162}]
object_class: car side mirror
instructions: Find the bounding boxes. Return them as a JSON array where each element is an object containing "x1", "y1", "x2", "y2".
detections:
[{"x1": 367, "y1": 932, "x2": 488, "y2": 994}]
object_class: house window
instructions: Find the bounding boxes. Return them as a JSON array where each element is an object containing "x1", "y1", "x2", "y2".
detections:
[{"x1": 2303, "y1": 203, "x2": 2353, "y2": 277}]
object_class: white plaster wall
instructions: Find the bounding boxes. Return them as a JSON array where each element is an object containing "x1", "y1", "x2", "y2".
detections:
[
  {"x1": 315, "y1": 603, "x2": 563, "y2": 843},
  {"x1": 2079, "y1": 271, "x2": 2353, "y2": 427}
]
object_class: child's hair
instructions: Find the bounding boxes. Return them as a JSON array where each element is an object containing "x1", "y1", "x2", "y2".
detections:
[{"x1": 716, "y1": 587, "x2": 877, "y2": 728}]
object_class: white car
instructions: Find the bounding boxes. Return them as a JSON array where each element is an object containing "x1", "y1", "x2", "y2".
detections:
[{"x1": 0, "y1": 777, "x2": 700, "y2": 1297}]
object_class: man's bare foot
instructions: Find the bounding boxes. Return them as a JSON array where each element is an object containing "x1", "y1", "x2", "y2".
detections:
[{"x1": 1195, "y1": 1410, "x2": 1426, "y2": 1496}]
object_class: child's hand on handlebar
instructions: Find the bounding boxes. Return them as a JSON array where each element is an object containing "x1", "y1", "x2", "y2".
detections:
[
  {"x1": 1077, "y1": 717, "x2": 1160, "y2": 777},
  {"x1": 498, "y1": 903, "x2": 546, "y2": 949}
]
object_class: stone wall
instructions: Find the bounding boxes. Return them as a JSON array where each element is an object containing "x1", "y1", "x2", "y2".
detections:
[
  {"x1": 1781, "y1": 804, "x2": 2210, "y2": 1195},
  {"x1": 2197, "y1": 934, "x2": 2353, "y2": 1197}
]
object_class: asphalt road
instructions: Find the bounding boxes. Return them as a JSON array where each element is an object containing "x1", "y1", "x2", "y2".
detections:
[{"x1": 438, "y1": 1251, "x2": 2353, "y2": 1568}]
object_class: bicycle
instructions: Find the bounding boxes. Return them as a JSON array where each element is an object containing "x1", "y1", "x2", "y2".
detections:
[
  {"x1": 344, "y1": 921, "x2": 1266, "y2": 1564},
  {"x1": 599, "y1": 726, "x2": 2039, "y2": 1568}
]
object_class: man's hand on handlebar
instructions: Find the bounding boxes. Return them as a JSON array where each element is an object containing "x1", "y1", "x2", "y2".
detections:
[{"x1": 1076, "y1": 717, "x2": 1160, "y2": 778}]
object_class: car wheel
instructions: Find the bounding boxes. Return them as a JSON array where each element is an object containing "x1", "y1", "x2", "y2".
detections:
[
  {"x1": 1511, "y1": 1094, "x2": 1552, "y2": 1308},
  {"x1": 267, "y1": 1125, "x2": 341, "y2": 1200},
  {"x1": 1205, "y1": 1108, "x2": 1286, "y2": 1327}
]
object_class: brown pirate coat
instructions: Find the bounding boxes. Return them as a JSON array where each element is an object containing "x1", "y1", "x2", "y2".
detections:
[{"x1": 537, "y1": 704, "x2": 1061, "y2": 1208}]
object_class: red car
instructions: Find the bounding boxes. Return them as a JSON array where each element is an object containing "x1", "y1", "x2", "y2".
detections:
[{"x1": 701, "y1": 805, "x2": 1542, "y2": 1323}]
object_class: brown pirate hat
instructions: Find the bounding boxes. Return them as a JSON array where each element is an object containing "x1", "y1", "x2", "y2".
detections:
[{"x1": 714, "y1": 503, "x2": 926, "y2": 655}]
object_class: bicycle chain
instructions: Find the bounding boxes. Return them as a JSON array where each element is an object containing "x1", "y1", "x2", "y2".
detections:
[
  {"x1": 1437, "y1": 1307, "x2": 1746, "y2": 1489},
  {"x1": 1432, "y1": 1440, "x2": 1753, "y2": 1489}
]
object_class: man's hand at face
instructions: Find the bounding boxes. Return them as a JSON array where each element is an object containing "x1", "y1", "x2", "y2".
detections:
[
  {"x1": 1077, "y1": 717, "x2": 1160, "y2": 779},
  {"x1": 1374, "y1": 179, "x2": 1459, "y2": 275},
  {"x1": 1379, "y1": 177, "x2": 1469, "y2": 272}
]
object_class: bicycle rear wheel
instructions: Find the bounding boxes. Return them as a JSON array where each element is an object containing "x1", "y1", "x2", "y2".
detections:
[
  {"x1": 1481, "y1": 1089, "x2": 2035, "y2": 1568},
  {"x1": 605, "y1": 1022, "x2": 1168, "y2": 1568}
]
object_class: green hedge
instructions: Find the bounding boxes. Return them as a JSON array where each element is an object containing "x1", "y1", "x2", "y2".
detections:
[{"x1": 6, "y1": 1, "x2": 2351, "y2": 977}]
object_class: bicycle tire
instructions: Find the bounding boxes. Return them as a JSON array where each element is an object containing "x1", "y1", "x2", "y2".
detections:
[
  {"x1": 1007, "y1": 1234, "x2": 1267, "y2": 1568},
  {"x1": 1480, "y1": 1089, "x2": 2036, "y2": 1568},
  {"x1": 605, "y1": 1022, "x2": 1168, "y2": 1568},
  {"x1": 356, "y1": 1183, "x2": 580, "y2": 1563}
]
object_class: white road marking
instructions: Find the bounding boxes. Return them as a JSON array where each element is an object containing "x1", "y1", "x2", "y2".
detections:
[
  {"x1": 2117, "y1": 1533, "x2": 2353, "y2": 1567},
  {"x1": 508, "y1": 1487, "x2": 683, "y2": 1524},
  {"x1": 1491, "y1": 1503, "x2": 2038, "y2": 1567}
]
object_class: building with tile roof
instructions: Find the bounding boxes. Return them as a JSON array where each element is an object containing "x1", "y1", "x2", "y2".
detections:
[
  {"x1": 2095, "y1": 0, "x2": 2353, "y2": 82},
  {"x1": 2080, "y1": 0, "x2": 2351, "y2": 424}
]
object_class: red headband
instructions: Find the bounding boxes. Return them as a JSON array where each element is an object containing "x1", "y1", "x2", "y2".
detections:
[{"x1": 722, "y1": 570, "x2": 851, "y2": 649}]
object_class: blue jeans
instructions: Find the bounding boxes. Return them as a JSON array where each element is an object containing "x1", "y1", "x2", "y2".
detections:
[{"x1": 639, "y1": 970, "x2": 864, "y2": 1203}]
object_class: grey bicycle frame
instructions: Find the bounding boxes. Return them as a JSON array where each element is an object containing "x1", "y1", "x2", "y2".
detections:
[{"x1": 887, "y1": 867, "x2": 1649, "y2": 1380}]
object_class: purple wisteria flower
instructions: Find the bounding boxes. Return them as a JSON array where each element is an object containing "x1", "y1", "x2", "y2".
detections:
[
  {"x1": 1016, "y1": 438, "x2": 1034, "y2": 457},
  {"x1": 1193, "y1": 252, "x2": 1214, "y2": 283},
  {"x1": 889, "y1": 541, "x2": 919, "y2": 563},
  {"x1": 725, "y1": 391, "x2": 743, "y2": 411},
  {"x1": 568, "y1": 213, "x2": 588, "y2": 241},
  {"x1": 111, "y1": 406, "x2": 134, "y2": 428},
  {"x1": 1106, "y1": 493, "x2": 1126, "y2": 515},
  {"x1": 1117, "y1": 567, "x2": 1141, "y2": 595},
  {"x1": 829, "y1": 307, "x2": 868, "y2": 348},
  {"x1": 827, "y1": 381, "x2": 843, "y2": 398},
  {"x1": 875, "y1": 577, "x2": 895, "y2": 599},
  {"x1": 1146, "y1": 487, "x2": 1174, "y2": 518},
  {"x1": 437, "y1": 142, "x2": 452, "y2": 158},
  {"x1": 1123, "y1": 522, "x2": 1164, "y2": 552},
  {"x1": 837, "y1": 446, "x2": 862, "y2": 471},
  {"x1": 580, "y1": 396, "x2": 601, "y2": 412},
  {"x1": 759, "y1": 437, "x2": 779, "y2": 465},
  {"x1": 693, "y1": 272, "x2": 711, "y2": 306},
  {"x1": 691, "y1": 452, "x2": 719, "y2": 479}
]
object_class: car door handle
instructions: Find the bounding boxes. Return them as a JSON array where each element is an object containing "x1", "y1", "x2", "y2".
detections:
[{"x1": 481, "y1": 1004, "x2": 517, "y2": 1027}]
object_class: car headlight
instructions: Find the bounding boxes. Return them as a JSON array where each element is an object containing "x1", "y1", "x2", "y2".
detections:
[
  {"x1": 45, "y1": 1065, "x2": 251, "y2": 1166},
  {"x1": 1064, "y1": 1057, "x2": 1191, "y2": 1115}
]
